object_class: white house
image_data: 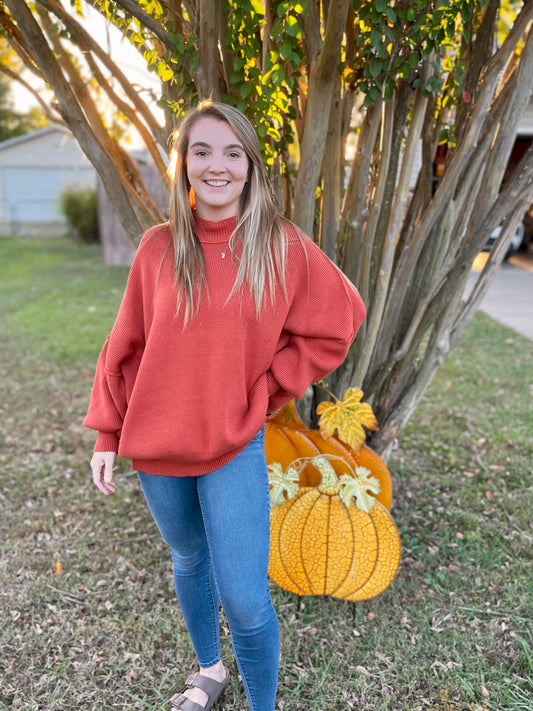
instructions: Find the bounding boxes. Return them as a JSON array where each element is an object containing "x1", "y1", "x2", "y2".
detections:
[{"x1": 0, "y1": 126, "x2": 96, "y2": 236}]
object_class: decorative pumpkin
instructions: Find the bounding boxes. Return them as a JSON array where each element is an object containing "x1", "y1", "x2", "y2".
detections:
[
  {"x1": 265, "y1": 397, "x2": 393, "y2": 510},
  {"x1": 268, "y1": 454, "x2": 401, "y2": 601}
]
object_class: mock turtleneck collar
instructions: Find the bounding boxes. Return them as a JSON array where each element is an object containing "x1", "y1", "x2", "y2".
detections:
[{"x1": 194, "y1": 213, "x2": 237, "y2": 243}]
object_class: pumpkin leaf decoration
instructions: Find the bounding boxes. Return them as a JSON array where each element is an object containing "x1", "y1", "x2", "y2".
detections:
[
  {"x1": 339, "y1": 467, "x2": 381, "y2": 513},
  {"x1": 265, "y1": 400, "x2": 393, "y2": 510},
  {"x1": 316, "y1": 387, "x2": 378, "y2": 454},
  {"x1": 267, "y1": 462, "x2": 300, "y2": 506},
  {"x1": 269, "y1": 455, "x2": 382, "y2": 510},
  {"x1": 267, "y1": 453, "x2": 401, "y2": 602}
]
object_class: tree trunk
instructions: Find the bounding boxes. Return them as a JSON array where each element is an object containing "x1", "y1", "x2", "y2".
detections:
[{"x1": 293, "y1": 0, "x2": 351, "y2": 236}]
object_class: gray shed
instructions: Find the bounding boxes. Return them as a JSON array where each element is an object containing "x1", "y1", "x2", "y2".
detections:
[{"x1": 0, "y1": 126, "x2": 96, "y2": 236}]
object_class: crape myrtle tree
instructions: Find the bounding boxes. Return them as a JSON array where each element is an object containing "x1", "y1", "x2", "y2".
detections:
[{"x1": 2, "y1": 0, "x2": 533, "y2": 456}]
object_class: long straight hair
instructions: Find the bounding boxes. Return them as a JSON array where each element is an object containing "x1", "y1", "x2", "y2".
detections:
[{"x1": 167, "y1": 100, "x2": 288, "y2": 324}]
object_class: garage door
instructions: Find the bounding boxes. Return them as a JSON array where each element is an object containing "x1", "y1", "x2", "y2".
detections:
[{"x1": 1, "y1": 166, "x2": 95, "y2": 223}]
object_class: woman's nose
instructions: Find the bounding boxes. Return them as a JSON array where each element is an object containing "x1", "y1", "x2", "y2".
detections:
[{"x1": 208, "y1": 153, "x2": 225, "y2": 172}]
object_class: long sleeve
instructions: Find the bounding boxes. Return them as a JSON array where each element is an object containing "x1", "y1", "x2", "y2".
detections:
[
  {"x1": 267, "y1": 236, "x2": 366, "y2": 411},
  {"x1": 84, "y1": 243, "x2": 148, "y2": 451}
]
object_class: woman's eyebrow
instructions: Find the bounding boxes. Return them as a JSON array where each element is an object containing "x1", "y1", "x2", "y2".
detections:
[{"x1": 190, "y1": 141, "x2": 244, "y2": 150}]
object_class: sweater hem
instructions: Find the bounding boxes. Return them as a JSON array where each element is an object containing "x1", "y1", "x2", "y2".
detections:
[{"x1": 132, "y1": 443, "x2": 247, "y2": 477}]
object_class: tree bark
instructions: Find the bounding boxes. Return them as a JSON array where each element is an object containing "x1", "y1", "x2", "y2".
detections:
[{"x1": 293, "y1": 0, "x2": 351, "y2": 236}]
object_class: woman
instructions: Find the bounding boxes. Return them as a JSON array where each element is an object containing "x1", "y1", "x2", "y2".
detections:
[{"x1": 85, "y1": 100, "x2": 366, "y2": 711}]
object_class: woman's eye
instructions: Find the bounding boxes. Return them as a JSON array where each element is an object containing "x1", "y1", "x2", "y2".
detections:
[{"x1": 229, "y1": 152, "x2": 243, "y2": 159}]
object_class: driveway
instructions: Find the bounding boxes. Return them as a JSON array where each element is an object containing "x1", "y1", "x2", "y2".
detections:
[{"x1": 466, "y1": 250, "x2": 533, "y2": 341}]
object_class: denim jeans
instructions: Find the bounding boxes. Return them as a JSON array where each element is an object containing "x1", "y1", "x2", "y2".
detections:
[{"x1": 137, "y1": 428, "x2": 279, "y2": 711}]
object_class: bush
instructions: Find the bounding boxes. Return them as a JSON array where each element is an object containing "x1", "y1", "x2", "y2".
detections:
[{"x1": 59, "y1": 186, "x2": 99, "y2": 243}]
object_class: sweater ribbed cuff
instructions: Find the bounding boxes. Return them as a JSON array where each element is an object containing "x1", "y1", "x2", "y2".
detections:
[{"x1": 94, "y1": 431, "x2": 119, "y2": 453}]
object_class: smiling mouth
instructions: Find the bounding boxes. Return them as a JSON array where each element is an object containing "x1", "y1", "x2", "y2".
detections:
[{"x1": 205, "y1": 180, "x2": 229, "y2": 187}]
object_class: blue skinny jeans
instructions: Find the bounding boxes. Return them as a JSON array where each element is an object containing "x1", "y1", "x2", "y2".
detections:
[{"x1": 137, "y1": 428, "x2": 279, "y2": 711}]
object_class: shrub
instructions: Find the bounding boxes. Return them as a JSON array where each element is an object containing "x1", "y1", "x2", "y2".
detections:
[{"x1": 59, "y1": 186, "x2": 99, "y2": 243}]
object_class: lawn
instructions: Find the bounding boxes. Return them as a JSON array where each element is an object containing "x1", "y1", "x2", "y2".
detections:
[{"x1": 1, "y1": 236, "x2": 532, "y2": 711}]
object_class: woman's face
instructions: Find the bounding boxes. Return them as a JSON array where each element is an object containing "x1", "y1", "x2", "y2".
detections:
[{"x1": 186, "y1": 117, "x2": 249, "y2": 221}]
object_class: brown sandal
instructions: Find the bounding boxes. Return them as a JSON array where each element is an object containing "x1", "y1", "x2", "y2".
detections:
[{"x1": 169, "y1": 668, "x2": 229, "y2": 711}]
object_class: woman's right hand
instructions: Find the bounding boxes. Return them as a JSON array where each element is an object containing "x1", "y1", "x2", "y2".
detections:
[{"x1": 91, "y1": 451, "x2": 117, "y2": 495}]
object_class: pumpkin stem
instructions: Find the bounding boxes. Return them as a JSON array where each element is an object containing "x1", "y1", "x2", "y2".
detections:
[
  {"x1": 289, "y1": 454, "x2": 348, "y2": 495},
  {"x1": 313, "y1": 456, "x2": 342, "y2": 495}
]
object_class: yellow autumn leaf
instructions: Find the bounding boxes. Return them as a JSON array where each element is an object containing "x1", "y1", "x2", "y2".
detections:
[{"x1": 316, "y1": 387, "x2": 378, "y2": 454}]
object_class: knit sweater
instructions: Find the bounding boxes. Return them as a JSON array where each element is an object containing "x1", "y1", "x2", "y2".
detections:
[{"x1": 84, "y1": 215, "x2": 366, "y2": 476}]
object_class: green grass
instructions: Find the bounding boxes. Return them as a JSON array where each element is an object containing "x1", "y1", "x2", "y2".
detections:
[
  {"x1": 0, "y1": 236, "x2": 129, "y2": 365},
  {"x1": 0, "y1": 236, "x2": 532, "y2": 711}
]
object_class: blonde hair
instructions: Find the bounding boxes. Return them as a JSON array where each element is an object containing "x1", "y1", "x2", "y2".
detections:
[{"x1": 167, "y1": 100, "x2": 288, "y2": 323}]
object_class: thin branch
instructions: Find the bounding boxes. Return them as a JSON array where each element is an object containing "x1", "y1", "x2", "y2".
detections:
[
  {"x1": 451, "y1": 145, "x2": 533, "y2": 341},
  {"x1": 0, "y1": 63, "x2": 63, "y2": 124},
  {"x1": 351, "y1": 98, "x2": 394, "y2": 387},
  {"x1": 340, "y1": 100, "x2": 382, "y2": 284},
  {"x1": 159, "y1": 0, "x2": 193, "y2": 30},
  {"x1": 82, "y1": 48, "x2": 169, "y2": 184},
  {"x1": 293, "y1": 0, "x2": 351, "y2": 235},
  {"x1": 39, "y1": 0, "x2": 167, "y2": 148},
  {"x1": 0, "y1": 8, "x2": 41, "y2": 74},
  {"x1": 302, "y1": 0, "x2": 322, "y2": 62},
  {"x1": 197, "y1": 0, "x2": 222, "y2": 99},
  {"x1": 319, "y1": 78, "x2": 342, "y2": 259},
  {"x1": 100, "y1": 0, "x2": 176, "y2": 51}
]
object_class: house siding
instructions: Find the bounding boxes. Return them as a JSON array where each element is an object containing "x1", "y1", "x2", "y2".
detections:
[{"x1": 0, "y1": 127, "x2": 96, "y2": 235}]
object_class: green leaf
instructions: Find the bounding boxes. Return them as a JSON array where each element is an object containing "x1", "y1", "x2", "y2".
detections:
[
  {"x1": 408, "y1": 51, "x2": 419, "y2": 69},
  {"x1": 383, "y1": 25, "x2": 395, "y2": 42},
  {"x1": 279, "y1": 40, "x2": 293, "y2": 61},
  {"x1": 369, "y1": 57, "x2": 383, "y2": 78},
  {"x1": 277, "y1": 1, "x2": 289, "y2": 17},
  {"x1": 286, "y1": 17, "x2": 302, "y2": 38},
  {"x1": 370, "y1": 27, "x2": 383, "y2": 47},
  {"x1": 243, "y1": 42, "x2": 256, "y2": 59},
  {"x1": 384, "y1": 5, "x2": 396, "y2": 23},
  {"x1": 240, "y1": 82, "x2": 254, "y2": 99},
  {"x1": 383, "y1": 79, "x2": 394, "y2": 101}
]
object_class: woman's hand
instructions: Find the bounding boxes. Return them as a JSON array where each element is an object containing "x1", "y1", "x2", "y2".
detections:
[{"x1": 91, "y1": 451, "x2": 117, "y2": 495}]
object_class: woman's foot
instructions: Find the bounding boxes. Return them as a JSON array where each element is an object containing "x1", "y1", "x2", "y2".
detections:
[{"x1": 171, "y1": 661, "x2": 228, "y2": 710}]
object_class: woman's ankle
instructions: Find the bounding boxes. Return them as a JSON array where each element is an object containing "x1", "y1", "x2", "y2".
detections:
[{"x1": 199, "y1": 660, "x2": 226, "y2": 682}]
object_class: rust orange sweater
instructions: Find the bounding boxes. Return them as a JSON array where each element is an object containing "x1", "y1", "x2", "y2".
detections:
[{"x1": 84, "y1": 215, "x2": 366, "y2": 476}]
